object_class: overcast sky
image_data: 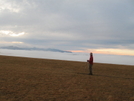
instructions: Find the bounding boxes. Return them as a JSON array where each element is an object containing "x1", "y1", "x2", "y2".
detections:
[{"x1": 0, "y1": 0, "x2": 134, "y2": 56}]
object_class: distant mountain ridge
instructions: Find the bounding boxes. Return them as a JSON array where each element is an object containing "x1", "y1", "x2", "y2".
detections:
[{"x1": 0, "y1": 46, "x2": 72, "y2": 53}]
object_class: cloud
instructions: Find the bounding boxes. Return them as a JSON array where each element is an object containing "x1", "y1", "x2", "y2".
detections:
[
  {"x1": 0, "y1": 0, "x2": 20, "y2": 13},
  {"x1": 71, "y1": 48, "x2": 134, "y2": 56},
  {"x1": 0, "y1": 0, "x2": 134, "y2": 53},
  {"x1": 0, "y1": 41, "x2": 23, "y2": 44},
  {"x1": 0, "y1": 46, "x2": 72, "y2": 53},
  {"x1": 0, "y1": 30, "x2": 25, "y2": 37}
]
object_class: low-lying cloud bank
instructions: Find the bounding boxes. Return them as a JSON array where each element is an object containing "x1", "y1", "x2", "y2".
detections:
[{"x1": 0, "y1": 46, "x2": 72, "y2": 53}]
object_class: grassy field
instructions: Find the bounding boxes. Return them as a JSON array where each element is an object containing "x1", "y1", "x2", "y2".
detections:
[{"x1": 0, "y1": 55, "x2": 134, "y2": 101}]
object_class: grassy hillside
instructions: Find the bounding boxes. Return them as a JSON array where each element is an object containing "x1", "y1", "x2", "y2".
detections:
[{"x1": 0, "y1": 55, "x2": 134, "y2": 101}]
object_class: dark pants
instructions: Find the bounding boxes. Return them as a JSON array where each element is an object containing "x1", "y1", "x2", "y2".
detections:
[{"x1": 89, "y1": 64, "x2": 93, "y2": 75}]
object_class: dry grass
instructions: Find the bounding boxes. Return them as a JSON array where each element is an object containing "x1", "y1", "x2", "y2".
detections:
[{"x1": 0, "y1": 55, "x2": 134, "y2": 101}]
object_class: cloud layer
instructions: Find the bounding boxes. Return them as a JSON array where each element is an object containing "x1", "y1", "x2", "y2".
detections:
[{"x1": 0, "y1": 0, "x2": 134, "y2": 55}]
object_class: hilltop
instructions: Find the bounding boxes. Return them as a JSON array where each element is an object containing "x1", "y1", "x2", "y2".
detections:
[{"x1": 0, "y1": 55, "x2": 134, "y2": 101}]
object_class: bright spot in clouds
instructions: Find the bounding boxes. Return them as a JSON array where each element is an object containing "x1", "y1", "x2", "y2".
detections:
[
  {"x1": 92, "y1": 49, "x2": 134, "y2": 56},
  {"x1": 0, "y1": 1, "x2": 20, "y2": 13},
  {"x1": 71, "y1": 48, "x2": 134, "y2": 56},
  {"x1": 9, "y1": 32, "x2": 25, "y2": 37},
  {"x1": 0, "y1": 30, "x2": 25, "y2": 37}
]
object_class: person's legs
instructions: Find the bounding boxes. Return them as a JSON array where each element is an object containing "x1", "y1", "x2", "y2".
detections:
[{"x1": 89, "y1": 64, "x2": 93, "y2": 75}]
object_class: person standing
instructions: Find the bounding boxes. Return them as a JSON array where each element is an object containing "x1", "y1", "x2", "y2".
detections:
[{"x1": 87, "y1": 53, "x2": 93, "y2": 75}]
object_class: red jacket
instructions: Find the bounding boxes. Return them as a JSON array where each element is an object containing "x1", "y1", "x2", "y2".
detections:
[{"x1": 87, "y1": 55, "x2": 93, "y2": 65}]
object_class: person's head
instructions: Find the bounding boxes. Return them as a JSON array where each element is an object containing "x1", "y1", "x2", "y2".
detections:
[{"x1": 90, "y1": 52, "x2": 93, "y2": 56}]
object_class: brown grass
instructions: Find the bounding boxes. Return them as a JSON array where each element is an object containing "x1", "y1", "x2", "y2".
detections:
[{"x1": 0, "y1": 55, "x2": 134, "y2": 101}]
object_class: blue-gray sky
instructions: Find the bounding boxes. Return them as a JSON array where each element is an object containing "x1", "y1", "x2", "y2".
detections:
[{"x1": 0, "y1": 0, "x2": 134, "y2": 56}]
